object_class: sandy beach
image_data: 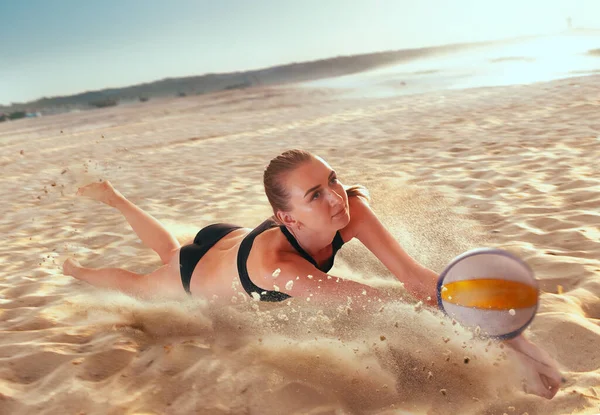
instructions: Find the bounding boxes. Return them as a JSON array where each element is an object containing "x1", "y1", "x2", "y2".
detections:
[{"x1": 1, "y1": 72, "x2": 600, "y2": 414}]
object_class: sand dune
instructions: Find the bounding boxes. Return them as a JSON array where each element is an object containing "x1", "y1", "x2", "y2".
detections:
[{"x1": 1, "y1": 75, "x2": 599, "y2": 414}]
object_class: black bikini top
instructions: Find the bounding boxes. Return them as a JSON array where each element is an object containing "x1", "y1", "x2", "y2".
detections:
[{"x1": 236, "y1": 219, "x2": 345, "y2": 302}]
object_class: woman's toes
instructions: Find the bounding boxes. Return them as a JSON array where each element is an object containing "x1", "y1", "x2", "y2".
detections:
[{"x1": 76, "y1": 181, "x2": 115, "y2": 204}]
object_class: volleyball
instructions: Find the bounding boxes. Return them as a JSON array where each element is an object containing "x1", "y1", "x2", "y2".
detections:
[{"x1": 437, "y1": 248, "x2": 539, "y2": 339}]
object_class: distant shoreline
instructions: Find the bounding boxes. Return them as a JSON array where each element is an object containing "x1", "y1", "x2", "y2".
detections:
[
  {"x1": 0, "y1": 35, "x2": 545, "y2": 114},
  {"x1": 2, "y1": 30, "x2": 599, "y2": 117}
]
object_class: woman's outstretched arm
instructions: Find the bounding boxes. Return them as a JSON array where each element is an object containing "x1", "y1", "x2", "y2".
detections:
[
  {"x1": 345, "y1": 197, "x2": 562, "y2": 399},
  {"x1": 347, "y1": 196, "x2": 438, "y2": 306}
]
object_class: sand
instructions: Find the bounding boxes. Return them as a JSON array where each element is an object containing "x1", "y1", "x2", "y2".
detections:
[{"x1": 1, "y1": 75, "x2": 599, "y2": 415}]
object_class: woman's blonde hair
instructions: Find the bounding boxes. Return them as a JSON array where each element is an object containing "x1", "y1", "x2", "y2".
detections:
[{"x1": 263, "y1": 149, "x2": 370, "y2": 221}]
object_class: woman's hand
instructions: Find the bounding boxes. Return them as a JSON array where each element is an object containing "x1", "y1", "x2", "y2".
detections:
[{"x1": 504, "y1": 334, "x2": 562, "y2": 399}]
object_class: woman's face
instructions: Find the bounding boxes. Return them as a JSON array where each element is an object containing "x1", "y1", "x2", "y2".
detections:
[{"x1": 279, "y1": 156, "x2": 350, "y2": 232}]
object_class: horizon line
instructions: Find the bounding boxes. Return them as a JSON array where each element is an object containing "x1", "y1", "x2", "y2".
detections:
[{"x1": 2, "y1": 28, "x2": 598, "y2": 107}]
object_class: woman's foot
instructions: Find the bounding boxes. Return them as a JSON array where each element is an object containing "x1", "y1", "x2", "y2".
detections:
[
  {"x1": 63, "y1": 258, "x2": 83, "y2": 278},
  {"x1": 76, "y1": 180, "x2": 121, "y2": 207}
]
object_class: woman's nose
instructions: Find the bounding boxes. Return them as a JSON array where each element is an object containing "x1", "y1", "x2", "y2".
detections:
[{"x1": 327, "y1": 189, "x2": 343, "y2": 205}]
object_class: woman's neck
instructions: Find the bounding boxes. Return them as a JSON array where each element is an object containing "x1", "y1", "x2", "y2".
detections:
[{"x1": 287, "y1": 226, "x2": 335, "y2": 258}]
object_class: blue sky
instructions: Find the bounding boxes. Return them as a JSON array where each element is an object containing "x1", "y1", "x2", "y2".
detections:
[{"x1": 1, "y1": 0, "x2": 598, "y2": 104}]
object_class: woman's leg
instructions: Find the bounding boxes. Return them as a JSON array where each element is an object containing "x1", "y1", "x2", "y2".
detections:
[
  {"x1": 63, "y1": 257, "x2": 184, "y2": 298},
  {"x1": 77, "y1": 181, "x2": 180, "y2": 264}
]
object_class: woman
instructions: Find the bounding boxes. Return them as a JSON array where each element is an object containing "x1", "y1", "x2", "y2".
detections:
[{"x1": 63, "y1": 149, "x2": 561, "y2": 399}]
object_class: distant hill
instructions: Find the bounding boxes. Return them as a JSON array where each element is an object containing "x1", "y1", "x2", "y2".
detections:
[{"x1": 0, "y1": 38, "x2": 523, "y2": 115}]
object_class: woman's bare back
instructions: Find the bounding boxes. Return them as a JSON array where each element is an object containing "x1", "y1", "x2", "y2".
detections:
[{"x1": 186, "y1": 220, "x2": 344, "y2": 302}]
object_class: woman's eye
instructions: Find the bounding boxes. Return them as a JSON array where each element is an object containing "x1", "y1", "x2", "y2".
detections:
[
  {"x1": 330, "y1": 177, "x2": 338, "y2": 184},
  {"x1": 312, "y1": 191, "x2": 320, "y2": 200}
]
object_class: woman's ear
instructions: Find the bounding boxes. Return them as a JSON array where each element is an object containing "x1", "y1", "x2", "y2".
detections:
[{"x1": 276, "y1": 210, "x2": 296, "y2": 227}]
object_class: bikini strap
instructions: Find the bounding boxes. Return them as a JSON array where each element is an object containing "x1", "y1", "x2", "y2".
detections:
[
  {"x1": 279, "y1": 226, "x2": 319, "y2": 268},
  {"x1": 236, "y1": 219, "x2": 292, "y2": 302},
  {"x1": 332, "y1": 231, "x2": 345, "y2": 251},
  {"x1": 279, "y1": 226, "x2": 345, "y2": 272}
]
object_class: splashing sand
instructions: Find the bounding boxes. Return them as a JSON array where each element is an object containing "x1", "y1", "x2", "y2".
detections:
[{"x1": 1, "y1": 75, "x2": 600, "y2": 414}]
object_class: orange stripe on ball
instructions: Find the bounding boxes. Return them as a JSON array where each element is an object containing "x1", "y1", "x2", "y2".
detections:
[{"x1": 441, "y1": 279, "x2": 538, "y2": 310}]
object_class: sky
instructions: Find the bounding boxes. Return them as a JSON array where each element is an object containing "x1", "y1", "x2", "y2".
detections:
[{"x1": 0, "y1": 0, "x2": 598, "y2": 105}]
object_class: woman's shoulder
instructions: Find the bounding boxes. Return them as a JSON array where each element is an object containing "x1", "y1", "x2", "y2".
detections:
[
  {"x1": 243, "y1": 229, "x2": 302, "y2": 290},
  {"x1": 248, "y1": 222, "x2": 291, "y2": 263}
]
